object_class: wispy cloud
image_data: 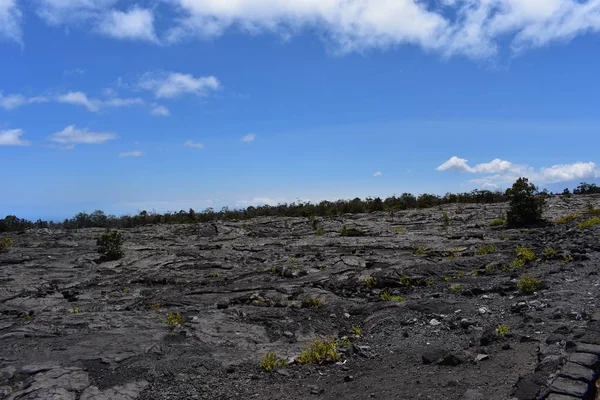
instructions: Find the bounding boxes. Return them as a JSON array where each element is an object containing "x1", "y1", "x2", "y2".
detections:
[
  {"x1": 49, "y1": 125, "x2": 117, "y2": 145},
  {"x1": 0, "y1": 0, "x2": 22, "y2": 44},
  {"x1": 119, "y1": 150, "x2": 144, "y2": 157},
  {"x1": 0, "y1": 93, "x2": 49, "y2": 110},
  {"x1": 437, "y1": 156, "x2": 600, "y2": 187},
  {"x1": 236, "y1": 197, "x2": 288, "y2": 207},
  {"x1": 241, "y1": 133, "x2": 256, "y2": 142},
  {"x1": 185, "y1": 140, "x2": 204, "y2": 149},
  {"x1": 0, "y1": 128, "x2": 31, "y2": 146},
  {"x1": 373, "y1": 171, "x2": 383, "y2": 177},
  {"x1": 56, "y1": 91, "x2": 143, "y2": 112},
  {"x1": 97, "y1": 7, "x2": 157, "y2": 42},
  {"x1": 150, "y1": 104, "x2": 170, "y2": 116},
  {"x1": 138, "y1": 71, "x2": 220, "y2": 99}
]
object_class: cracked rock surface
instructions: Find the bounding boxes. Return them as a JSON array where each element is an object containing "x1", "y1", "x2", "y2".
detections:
[{"x1": 1, "y1": 195, "x2": 599, "y2": 399}]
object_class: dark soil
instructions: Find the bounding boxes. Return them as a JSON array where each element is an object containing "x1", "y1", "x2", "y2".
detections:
[{"x1": 1, "y1": 195, "x2": 599, "y2": 400}]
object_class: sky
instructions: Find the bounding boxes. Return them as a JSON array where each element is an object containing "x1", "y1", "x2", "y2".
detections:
[{"x1": 1, "y1": 0, "x2": 600, "y2": 221}]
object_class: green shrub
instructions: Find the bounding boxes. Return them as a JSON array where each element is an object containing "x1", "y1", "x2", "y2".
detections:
[
  {"x1": 0, "y1": 237, "x2": 13, "y2": 253},
  {"x1": 557, "y1": 214, "x2": 579, "y2": 224},
  {"x1": 379, "y1": 291, "x2": 406, "y2": 302},
  {"x1": 259, "y1": 351, "x2": 287, "y2": 372},
  {"x1": 490, "y1": 218, "x2": 506, "y2": 227},
  {"x1": 517, "y1": 274, "x2": 540, "y2": 294},
  {"x1": 496, "y1": 324, "x2": 510, "y2": 337},
  {"x1": 351, "y1": 326, "x2": 362, "y2": 337},
  {"x1": 441, "y1": 212, "x2": 450, "y2": 228},
  {"x1": 361, "y1": 276, "x2": 378, "y2": 287},
  {"x1": 543, "y1": 247, "x2": 558, "y2": 260},
  {"x1": 578, "y1": 217, "x2": 600, "y2": 229},
  {"x1": 477, "y1": 245, "x2": 497, "y2": 255},
  {"x1": 510, "y1": 247, "x2": 535, "y2": 268},
  {"x1": 450, "y1": 284, "x2": 464, "y2": 292},
  {"x1": 505, "y1": 178, "x2": 546, "y2": 227},
  {"x1": 303, "y1": 298, "x2": 326, "y2": 309},
  {"x1": 340, "y1": 227, "x2": 365, "y2": 237},
  {"x1": 394, "y1": 227, "x2": 406, "y2": 233},
  {"x1": 297, "y1": 339, "x2": 341, "y2": 364},
  {"x1": 96, "y1": 230, "x2": 124, "y2": 260},
  {"x1": 315, "y1": 228, "x2": 326, "y2": 236},
  {"x1": 415, "y1": 247, "x2": 426, "y2": 255},
  {"x1": 586, "y1": 209, "x2": 600, "y2": 215},
  {"x1": 165, "y1": 312, "x2": 184, "y2": 326}
]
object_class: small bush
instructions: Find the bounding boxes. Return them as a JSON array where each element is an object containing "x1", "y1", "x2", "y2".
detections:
[
  {"x1": 450, "y1": 284, "x2": 464, "y2": 292},
  {"x1": 379, "y1": 291, "x2": 406, "y2": 302},
  {"x1": 297, "y1": 339, "x2": 341, "y2": 364},
  {"x1": 315, "y1": 228, "x2": 326, "y2": 236},
  {"x1": 166, "y1": 312, "x2": 184, "y2": 326},
  {"x1": 543, "y1": 247, "x2": 558, "y2": 260},
  {"x1": 259, "y1": 351, "x2": 287, "y2": 372},
  {"x1": 441, "y1": 212, "x2": 450, "y2": 228},
  {"x1": 303, "y1": 298, "x2": 326, "y2": 309},
  {"x1": 586, "y1": 209, "x2": 600, "y2": 215},
  {"x1": 517, "y1": 274, "x2": 540, "y2": 294},
  {"x1": 477, "y1": 245, "x2": 497, "y2": 255},
  {"x1": 557, "y1": 214, "x2": 579, "y2": 224},
  {"x1": 496, "y1": 324, "x2": 510, "y2": 337},
  {"x1": 394, "y1": 227, "x2": 406, "y2": 233},
  {"x1": 361, "y1": 277, "x2": 378, "y2": 287},
  {"x1": 96, "y1": 230, "x2": 124, "y2": 260},
  {"x1": 578, "y1": 217, "x2": 600, "y2": 229},
  {"x1": 490, "y1": 218, "x2": 506, "y2": 227},
  {"x1": 510, "y1": 247, "x2": 535, "y2": 268},
  {"x1": 505, "y1": 178, "x2": 546, "y2": 227},
  {"x1": 340, "y1": 227, "x2": 365, "y2": 237},
  {"x1": 351, "y1": 326, "x2": 362, "y2": 337},
  {"x1": 563, "y1": 254, "x2": 574, "y2": 264},
  {"x1": 0, "y1": 237, "x2": 13, "y2": 253},
  {"x1": 415, "y1": 247, "x2": 426, "y2": 255}
]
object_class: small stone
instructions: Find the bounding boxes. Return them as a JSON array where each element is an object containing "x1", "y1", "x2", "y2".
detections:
[
  {"x1": 569, "y1": 352, "x2": 598, "y2": 368},
  {"x1": 216, "y1": 302, "x2": 229, "y2": 310},
  {"x1": 439, "y1": 353, "x2": 464, "y2": 366},
  {"x1": 576, "y1": 343, "x2": 600, "y2": 355},
  {"x1": 502, "y1": 343, "x2": 511, "y2": 350},
  {"x1": 343, "y1": 313, "x2": 350, "y2": 319},
  {"x1": 344, "y1": 375, "x2": 354, "y2": 382},
  {"x1": 283, "y1": 331, "x2": 294, "y2": 338},
  {"x1": 309, "y1": 385, "x2": 324, "y2": 395},
  {"x1": 461, "y1": 389, "x2": 485, "y2": 400},
  {"x1": 474, "y1": 354, "x2": 489, "y2": 362},
  {"x1": 559, "y1": 362, "x2": 595, "y2": 383},
  {"x1": 478, "y1": 307, "x2": 490, "y2": 314},
  {"x1": 429, "y1": 319, "x2": 441, "y2": 326},
  {"x1": 276, "y1": 369, "x2": 290, "y2": 377}
]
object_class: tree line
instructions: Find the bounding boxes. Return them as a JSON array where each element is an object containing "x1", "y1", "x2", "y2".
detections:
[{"x1": 1, "y1": 182, "x2": 599, "y2": 232}]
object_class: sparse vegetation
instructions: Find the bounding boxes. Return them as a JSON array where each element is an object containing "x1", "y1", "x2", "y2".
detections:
[
  {"x1": 297, "y1": 339, "x2": 341, "y2": 364},
  {"x1": 259, "y1": 351, "x2": 287, "y2": 372},
  {"x1": 586, "y1": 208, "x2": 600, "y2": 215},
  {"x1": 394, "y1": 227, "x2": 406, "y2": 233},
  {"x1": 0, "y1": 237, "x2": 13, "y2": 253},
  {"x1": 441, "y1": 212, "x2": 450, "y2": 228},
  {"x1": 563, "y1": 254, "x2": 574, "y2": 264},
  {"x1": 303, "y1": 298, "x2": 326, "y2": 309},
  {"x1": 351, "y1": 326, "x2": 362, "y2": 337},
  {"x1": 510, "y1": 247, "x2": 536, "y2": 268},
  {"x1": 477, "y1": 245, "x2": 497, "y2": 255},
  {"x1": 379, "y1": 291, "x2": 406, "y2": 302},
  {"x1": 450, "y1": 284, "x2": 464, "y2": 292},
  {"x1": 96, "y1": 229, "x2": 124, "y2": 260},
  {"x1": 340, "y1": 227, "x2": 365, "y2": 237},
  {"x1": 149, "y1": 303, "x2": 161, "y2": 310},
  {"x1": 68, "y1": 306, "x2": 83, "y2": 314},
  {"x1": 315, "y1": 228, "x2": 326, "y2": 236},
  {"x1": 543, "y1": 247, "x2": 558, "y2": 260},
  {"x1": 166, "y1": 312, "x2": 184, "y2": 326},
  {"x1": 557, "y1": 214, "x2": 580, "y2": 224},
  {"x1": 490, "y1": 218, "x2": 506, "y2": 227},
  {"x1": 505, "y1": 177, "x2": 546, "y2": 227},
  {"x1": 207, "y1": 271, "x2": 219, "y2": 278},
  {"x1": 361, "y1": 277, "x2": 378, "y2": 287},
  {"x1": 517, "y1": 274, "x2": 540, "y2": 294},
  {"x1": 577, "y1": 217, "x2": 600, "y2": 229},
  {"x1": 496, "y1": 324, "x2": 510, "y2": 337},
  {"x1": 415, "y1": 247, "x2": 426, "y2": 255}
]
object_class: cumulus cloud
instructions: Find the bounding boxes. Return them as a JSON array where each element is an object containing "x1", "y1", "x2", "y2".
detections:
[
  {"x1": 119, "y1": 150, "x2": 144, "y2": 157},
  {"x1": 97, "y1": 7, "x2": 157, "y2": 42},
  {"x1": 437, "y1": 155, "x2": 600, "y2": 186},
  {"x1": 150, "y1": 104, "x2": 170, "y2": 116},
  {"x1": 138, "y1": 72, "x2": 220, "y2": 98},
  {"x1": 185, "y1": 140, "x2": 204, "y2": 148},
  {"x1": 0, "y1": 0, "x2": 22, "y2": 44},
  {"x1": 0, "y1": 128, "x2": 31, "y2": 146},
  {"x1": 241, "y1": 133, "x2": 256, "y2": 142},
  {"x1": 373, "y1": 171, "x2": 383, "y2": 177},
  {"x1": 49, "y1": 125, "x2": 117, "y2": 145}
]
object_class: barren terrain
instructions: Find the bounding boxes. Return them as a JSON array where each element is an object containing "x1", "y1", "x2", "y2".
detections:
[{"x1": 1, "y1": 195, "x2": 600, "y2": 400}]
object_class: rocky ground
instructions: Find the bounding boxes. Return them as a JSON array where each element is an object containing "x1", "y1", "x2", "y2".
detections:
[{"x1": 1, "y1": 195, "x2": 600, "y2": 400}]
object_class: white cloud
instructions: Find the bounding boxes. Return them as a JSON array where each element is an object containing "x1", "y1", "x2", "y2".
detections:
[
  {"x1": 119, "y1": 151, "x2": 144, "y2": 157},
  {"x1": 0, "y1": 0, "x2": 22, "y2": 44},
  {"x1": 185, "y1": 140, "x2": 204, "y2": 148},
  {"x1": 241, "y1": 133, "x2": 256, "y2": 142},
  {"x1": 150, "y1": 104, "x2": 170, "y2": 116},
  {"x1": 0, "y1": 93, "x2": 49, "y2": 110},
  {"x1": 20, "y1": 1, "x2": 600, "y2": 59},
  {"x1": 49, "y1": 125, "x2": 117, "y2": 145},
  {"x1": 138, "y1": 71, "x2": 220, "y2": 98},
  {"x1": 373, "y1": 171, "x2": 383, "y2": 177},
  {"x1": 437, "y1": 155, "x2": 600, "y2": 186},
  {"x1": 236, "y1": 197, "x2": 288, "y2": 207},
  {"x1": 97, "y1": 7, "x2": 157, "y2": 42},
  {"x1": 56, "y1": 91, "x2": 143, "y2": 112},
  {"x1": 0, "y1": 128, "x2": 30, "y2": 146}
]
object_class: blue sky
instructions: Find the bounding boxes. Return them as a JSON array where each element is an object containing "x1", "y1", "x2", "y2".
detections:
[{"x1": 1, "y1": 0, "x2": 600, "y2": 220}]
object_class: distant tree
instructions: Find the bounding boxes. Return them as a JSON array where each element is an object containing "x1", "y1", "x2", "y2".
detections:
[
  {"x1": 505, "y1": 177, "x2": 546, "y2": 227},
  {"x1": 97, "y1": 230, "x2": 125, "y2": 261}
]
